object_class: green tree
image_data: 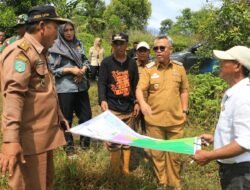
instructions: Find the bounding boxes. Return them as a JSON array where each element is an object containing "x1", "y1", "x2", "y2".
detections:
[
  {"x1": 167, "y1": 8, "x2": 199, "y2": 51},
  {"x1": 0, "y1": 0, "x2": 43, "y2": 35},
  {"x1": 172, "y1": 8, "x2": 193, "y2": 36},
  {"x1": 73, "y1": 0, "x2": 106, "y2": 34},
  {"x1": 168, "y1": 0, "x2": 250, "y2": 56},
  {"x1": 159, "y1": 19, "x2": 173, "y2": 35},
  {"x1": 103, "y1": 0, "x2": 151, "y2": 31},
  {"x1": 195, "y1": 0, "x2": 250, "y2": 59},
  {"x1": 212, "y1": 0, "x2": 250, "y2": 48},
  {"x1": 107, "y1": 15, "x2": 123, "y2": 33},
  {"x1": 49, "y1": 0, "x2": 80, "y2": 18},
  {"x1": 2, "y1": 0, "x2": 44, "y2": 15},
  {"x1": 0, "y1": 4, "x2": 15, "y2": 35}
]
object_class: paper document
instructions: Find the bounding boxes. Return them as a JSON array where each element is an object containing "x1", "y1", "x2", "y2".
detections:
[{"x1": 70, "y1": 110, "x2": 201, "y2": 155}]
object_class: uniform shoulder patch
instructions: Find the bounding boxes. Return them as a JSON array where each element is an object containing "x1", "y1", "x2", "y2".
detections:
[
  {"x1": 171, "y1": 60, "x2": 183, "y2": 66},
  {"x1": 15, "y1": 54, "x2": 28, "y2": 73},
  {"x1": 15, "y1": 60, "x2": 26, "y2": 73},
  {"x1": 18, "y1": 40, "x2": 30, "y2": 52},
  {"x1": 146, "y1": 61, "x2": 155, "y2": 68}
]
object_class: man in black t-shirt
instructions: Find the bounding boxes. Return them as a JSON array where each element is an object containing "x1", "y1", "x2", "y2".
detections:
[
  {"x1": 127, "y1": 41, "x2": 138, "y2": 60},
  {"x1": 98, "y1": 32, "x2": 139, "y2": 175}
]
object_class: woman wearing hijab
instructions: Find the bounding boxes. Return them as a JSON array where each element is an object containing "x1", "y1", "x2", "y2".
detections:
[
  {"x1": 89, "y1": 37, "x2": 105, "y2": 81},
  {"x1": 49, "y1": 21, "x2": 92, "y2": 156}
]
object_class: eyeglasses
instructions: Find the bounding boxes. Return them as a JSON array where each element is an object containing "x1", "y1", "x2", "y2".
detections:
[{"x1": 153, "y1": 46, "x2": 167, "y2": 52}]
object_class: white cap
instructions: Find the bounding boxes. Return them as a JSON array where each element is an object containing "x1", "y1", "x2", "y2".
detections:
[
  {"x1": 213, "y1": 46, "x2": 250, "y2": 70},
  {"x1": 136, "y1": 41, "x2": 150, "y2": 50}
]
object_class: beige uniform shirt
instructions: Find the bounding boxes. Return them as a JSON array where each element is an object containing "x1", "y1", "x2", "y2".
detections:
[
  {"x1": 138, "y1": 65, "x2": 144, "y2": 77},
  {"x1": 0, "y1": 33, "x2": 65, "y2": 155},
  {"x1": 137, "y1": 60, "x2": 189, "y2": 127},
  {"x1": 89, "y1": 46, "x2": 105, "y2": 66}
]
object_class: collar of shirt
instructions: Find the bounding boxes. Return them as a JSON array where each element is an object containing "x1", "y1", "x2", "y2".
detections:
[
  {"x1": 112, "y1": 54, "x2": 128, "y2": 65},
  {"x1": 24, "y1": 33, "x2": 44, "y2": 54},
  {"x1": 225, "y1": 78, "x2": 250, "y2": 99},
  {"x1": 156, "y1": 60, "x2": 172, "y2": 70}
]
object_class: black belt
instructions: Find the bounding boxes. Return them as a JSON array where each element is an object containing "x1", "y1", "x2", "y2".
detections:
[{"x1": 217, "y1": 161, "x2": 250, "y2": 169}]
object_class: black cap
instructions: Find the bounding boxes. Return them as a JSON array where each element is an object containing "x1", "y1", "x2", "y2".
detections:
[
  {"x1": 27, "y1": 5, "x2": 69, "y2": 24},
  {"x1": 112, "y1": 32, "x2": 128, "y2": 42}
]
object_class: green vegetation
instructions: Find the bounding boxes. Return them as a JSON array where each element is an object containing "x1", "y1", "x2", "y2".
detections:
[
  {"x1": 103, "y1": 0, "x2": 151, "y2": 31},
  {"x1": 188, "y1": 74, "x2": 228, "y2": 129},
  {"x1": 166, "y1": 0, "x2": 250, "y2": 58}
]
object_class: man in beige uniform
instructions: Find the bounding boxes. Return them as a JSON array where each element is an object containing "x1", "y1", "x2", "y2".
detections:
[
  {"x1": 134, "y1": 41, "x2": 150, "y2": 133},
  {"x1": 0, "y1": 5, "x2": 69, "y2": 190},
  {"x1": 136, "y1": 35, "x2": 189, "y2": 190}
]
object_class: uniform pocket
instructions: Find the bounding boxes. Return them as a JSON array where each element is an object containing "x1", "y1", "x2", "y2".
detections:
[
  {"x1": 171, "y1": 73, "x2": 181, "y2": 87},
  {"x1": 35, "y1": 62, "x2": 48, "y2": 76},
  {"x1": 149, "y1": 78, "x2": 161, "y2": 92},
  {"x1": 34, "y1": 61, "x2": 49, "y2": 91}
]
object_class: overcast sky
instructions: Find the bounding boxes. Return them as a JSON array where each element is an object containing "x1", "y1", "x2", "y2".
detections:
[{"x1": 104, "y1": 0, "x2": 222, "y2": 30}]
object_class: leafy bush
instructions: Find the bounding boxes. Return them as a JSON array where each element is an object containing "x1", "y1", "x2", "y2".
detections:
[
  {"x1": 77, "y1": 32, "x2": 95, "y2": 55},
  {"x1": 127, "y1": 30, "x2": 155, "y2": 46},
  {"x1": 188, "y1": 73, "x2": 228, "y2": 130}
]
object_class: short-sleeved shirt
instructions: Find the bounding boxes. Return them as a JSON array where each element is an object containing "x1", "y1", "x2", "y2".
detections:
[
  {"x1": 137, "y1": 65, "x2": 145, "y2": 77},
  {"x1": 0, "y1": 33, "x2": 65, "y2": 155},
  {"x1": 137, "y1": 63, "x2": 148, "y2": 99},
  {"x1": 137, "y1": 60, "x2": 189, "y2": 127},
  {"x1": 215, "y1": 78, "x2": 250, "y2": 164}
]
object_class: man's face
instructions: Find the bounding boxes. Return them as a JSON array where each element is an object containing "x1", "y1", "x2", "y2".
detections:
[
  {"x1": 63, "y1": 23, "x2": 75, "y2": 41},
  {"x1": 153, "y1": 38, "x2": 173, "y2": 64},
  {"x1": 219, "y1": 60, "x2": 238, "y2": 83},
  {"x1": 17, "y1": 25, "x2": 26, "y2": 37},
  {"x1": 42, "y1": 21, "x2": 59, "y2": 49},
  {"x1": 0, "y1": 32, "x2": 5, "y2": 43},
  {"x1": 112, "y1": 40, "x2": 128, "y2": 57},
  {"x1": 136, "y1": 47, "x2": 150, "y2": 62}
]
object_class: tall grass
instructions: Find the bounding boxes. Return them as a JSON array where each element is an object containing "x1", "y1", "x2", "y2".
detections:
[{"x1": 0, "y1": 82, "x2": 221, "y2": 190}]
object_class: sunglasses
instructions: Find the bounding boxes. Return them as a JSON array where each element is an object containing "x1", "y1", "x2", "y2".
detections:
[{"x1": 153, "y1": 46, "x2": 167, "y2": 52}]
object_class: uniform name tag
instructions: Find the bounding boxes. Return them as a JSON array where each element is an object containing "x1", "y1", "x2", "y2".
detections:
[{"x1": 151, "y1": 73, "x2": 159, "y2": 79}]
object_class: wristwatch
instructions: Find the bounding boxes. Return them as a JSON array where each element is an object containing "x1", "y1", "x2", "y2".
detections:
[{"x1": 183, "y1": 110, "x2": 189, "y2": 115}]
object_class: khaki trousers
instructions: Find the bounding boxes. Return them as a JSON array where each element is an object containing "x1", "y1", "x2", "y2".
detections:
[
  {"x1": 9, "y1": 150, "x2": 54, "y2": 190},
  {"x1": 146, "y1": 124, "x2": 184, "y2": 188}
]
